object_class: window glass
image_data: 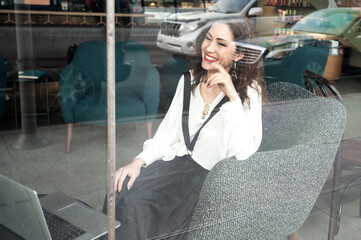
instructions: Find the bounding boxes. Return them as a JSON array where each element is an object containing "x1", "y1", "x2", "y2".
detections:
[
  {"x1": 292, "y1": 8, "x2": 358, "y2": 35},
  {"x1": 208, "y1": 0, "x2": 249, "y2": 13},
  {"x1": 0, "y1": 0, "x2": 361, "y2": 239}
]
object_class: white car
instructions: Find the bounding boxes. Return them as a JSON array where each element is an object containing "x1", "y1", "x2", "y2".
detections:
[{"x1": 156, "y1": 0, "x2": 263, "y2": 56}]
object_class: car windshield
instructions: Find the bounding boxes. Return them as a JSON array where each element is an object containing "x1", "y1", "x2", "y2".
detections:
[
  {"x1": 208, "y1": 0, "x2": 250, "y2": 13},
  {"x1": 292, "y1": 8, "x2": 358, "y2": 35}
]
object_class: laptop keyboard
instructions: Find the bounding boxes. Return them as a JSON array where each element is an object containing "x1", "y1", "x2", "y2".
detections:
[{"x1": 42, "y1": 208, "x2": 86, "y2": 240}]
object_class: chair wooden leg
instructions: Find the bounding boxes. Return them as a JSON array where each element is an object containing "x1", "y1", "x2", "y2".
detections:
[
  {"x1": 66, "y1": 123, "x2": 73, "y2": 154},
  {"x1": 287, "y1": 231, "x2": 298, "y2": 240},
  {"x1": 146, "y1": 122, "x2": 152, "y2": 139},
  {"x1": 328, "y1": 146, "x2": 343, "y2": 240}
]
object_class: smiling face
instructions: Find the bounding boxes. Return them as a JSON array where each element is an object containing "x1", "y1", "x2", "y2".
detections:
[{"x1": 201, "y1": 23, "x2": 241, "y2": 73}]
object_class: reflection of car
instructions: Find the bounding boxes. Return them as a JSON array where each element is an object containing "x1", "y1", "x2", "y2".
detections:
[
  {"x1": 143, "y1": 7, "x2": 173, "y2": 25},
  {"x1": 144, "y1": 7, "x2": 200, "y2": 25},
  {"x1": 156, "y1": 0, "x2": 263, "y2": 56},
  {"x1": 291, "y1": 7, "x2": 361, "y2": 67}
]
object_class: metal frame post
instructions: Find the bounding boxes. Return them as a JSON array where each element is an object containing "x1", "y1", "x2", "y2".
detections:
[{"x1": 106, "y1": 0, "x2": 116, "y2": 238}]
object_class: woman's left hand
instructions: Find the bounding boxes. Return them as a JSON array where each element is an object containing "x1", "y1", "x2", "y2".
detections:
[{"x1": 206, "y1": 63, "x2": 240, "y2": 102}]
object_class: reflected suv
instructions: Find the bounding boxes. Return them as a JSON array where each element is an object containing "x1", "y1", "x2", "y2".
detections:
[{"x1": 156, "y1": 0, "x2": 262, "y2": 56}]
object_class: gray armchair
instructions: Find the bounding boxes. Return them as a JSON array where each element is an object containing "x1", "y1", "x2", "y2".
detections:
[{"x1": 184, "y1": 83, "x2": 346, "y2": 239}]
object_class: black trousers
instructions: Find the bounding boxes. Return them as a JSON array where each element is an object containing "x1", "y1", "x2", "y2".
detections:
[{"x1": 103, "y1": 155, "x2": 209, "y2": 240}]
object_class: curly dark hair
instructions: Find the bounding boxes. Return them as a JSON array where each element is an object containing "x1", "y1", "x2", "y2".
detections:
[{"x1": 189, "y1": 18, "x2": 267, "y2": 108}]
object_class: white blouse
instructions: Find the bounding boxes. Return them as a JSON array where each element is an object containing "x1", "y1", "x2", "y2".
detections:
[{"x1": 135, "y1": 72, "x2": 263, "y2": 170}]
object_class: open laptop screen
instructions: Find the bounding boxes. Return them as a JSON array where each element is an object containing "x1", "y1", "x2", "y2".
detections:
[{"x1": 0, "y1": 175, "x2": 50, "y2": 240}]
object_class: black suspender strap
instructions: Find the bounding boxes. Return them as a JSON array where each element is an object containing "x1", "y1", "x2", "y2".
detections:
[
  {"x1": 182, "y1": 72, "x2": 192, "y2": 153},
  {"x1": 182, "y1": 71, "x2": 226, "y2": 154}
]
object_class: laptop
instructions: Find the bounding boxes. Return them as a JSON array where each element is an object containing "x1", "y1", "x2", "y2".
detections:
[{"x1": 0, "y1": 174, "x2": 120, "y2": 240}]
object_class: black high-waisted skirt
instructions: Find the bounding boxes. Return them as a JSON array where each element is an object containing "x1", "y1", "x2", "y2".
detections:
[{"x1": 103, "y1": 155, "x2": 209, "y2": 240}]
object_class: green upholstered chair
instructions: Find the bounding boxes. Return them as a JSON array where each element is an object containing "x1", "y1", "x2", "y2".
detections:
[
  {"x1": 182, "y1": 83, "x2": 346, "y2": 239},
  {"x1": 59, "y1": 41, "x2": 160, "y2": 153},
  {"x1": 161, "y1": 57, "x2": 190, "y2": 98},
  {"x1": 263, "y1": 42, "x2": 330, "y2": 88},
  {"x1": 0, "y1": 54, "x2": 7, "y2": 119}
]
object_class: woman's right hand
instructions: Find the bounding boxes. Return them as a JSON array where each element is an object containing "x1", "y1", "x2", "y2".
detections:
[{"x1": 115, "y1": 158, "x2": 145, "y2": 192}]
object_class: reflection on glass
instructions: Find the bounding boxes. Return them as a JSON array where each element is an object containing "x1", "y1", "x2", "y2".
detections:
[
  {"x1": 0, "y1": 2, "x2": 361, "y2": 240},
  {"x1": 292, "y1": 8, "x2": 358, "y2": 35}
]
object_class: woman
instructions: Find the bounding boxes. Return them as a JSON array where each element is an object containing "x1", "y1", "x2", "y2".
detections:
[{"x1": 105, "y1": 19, "x2": 267, "y2": 239}]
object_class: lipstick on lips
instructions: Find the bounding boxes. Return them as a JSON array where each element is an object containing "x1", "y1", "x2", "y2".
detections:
[{"x1": 204, "y1": 54, "x2": 217, "y2": 63}]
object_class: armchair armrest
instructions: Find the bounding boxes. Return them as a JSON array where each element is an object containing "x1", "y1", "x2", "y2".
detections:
[
  {"x1": 121, "y1": 65, "x2": 159, "y2": 121},
  {"x1": 141, "y1": 66, "x2": 160, "y2": 121},
  {"x1": 188, "y1": 142, "x2": 338, "y2": 239}
]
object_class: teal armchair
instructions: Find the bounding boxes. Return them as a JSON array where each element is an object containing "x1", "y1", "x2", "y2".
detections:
[
  {"x1": 161, "y1": 57, "x2": 190, "y2": 98},
  {"x1": 160, "y1": 57, "x2": 190, "y2": 111},
  {"x1": 264, "y1": 42, "x2": 330, "y2": 88},
  {"x1": 59, "y1": 41, "x2": 160, "y2": 153}
]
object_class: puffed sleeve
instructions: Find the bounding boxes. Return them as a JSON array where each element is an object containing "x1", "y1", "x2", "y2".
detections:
[
  {"x1": 220, "y1": 81, "x2": 263, "y2": 160},
  {"x1": 135, "y1": 75, "x2": 185, "y2": 167}
]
